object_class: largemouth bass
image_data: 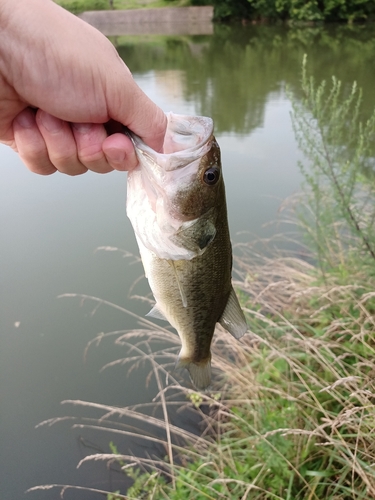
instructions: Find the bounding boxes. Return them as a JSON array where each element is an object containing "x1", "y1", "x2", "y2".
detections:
[{"x1": 127, "y1": 113, "x2": 247, "y2": 389}]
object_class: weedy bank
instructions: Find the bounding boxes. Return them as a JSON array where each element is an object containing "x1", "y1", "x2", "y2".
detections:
[{"x1": 29, "y1": 60, "x2": 375, "y2": 499}]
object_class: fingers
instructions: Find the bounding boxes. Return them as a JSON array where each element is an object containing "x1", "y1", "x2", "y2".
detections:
[
  {"x1": 13, "y1": 109, "x2": 57, "y2": 175},
  {"x1": 37, "y1": 111, "x2": 88, "y2": 175},
  {"x1": 12, "y1": 109, "x2": 137, "y2": 175},
  {"x1": 103, "y1": 133, "x2": 137, "y2": 171}
]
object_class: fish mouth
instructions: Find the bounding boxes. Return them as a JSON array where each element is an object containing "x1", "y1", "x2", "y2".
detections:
[{"x1": 130, "y1": 113, "x2": 214, "y2": 174}]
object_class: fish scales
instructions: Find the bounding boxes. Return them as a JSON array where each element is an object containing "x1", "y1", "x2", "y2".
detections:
[
  {"x1": 147, "y1": 189, "x2": 231, "y2": 361},
  {"x1": 127, "y1": 113, "x2": 248, "y2": 389}
]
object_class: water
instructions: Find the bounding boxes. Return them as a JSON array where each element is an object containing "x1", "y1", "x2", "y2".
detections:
[{"x1": 1, "y1": 22, "x2": 375, "y2": 499}]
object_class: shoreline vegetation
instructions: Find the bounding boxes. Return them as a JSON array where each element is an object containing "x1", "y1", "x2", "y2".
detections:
[
  {"x1": 54, "y1": 0, "x2": 375, "y2": 23},
  {"x1": 30, "y1": 60, "x2": 375, "y2": 499}
]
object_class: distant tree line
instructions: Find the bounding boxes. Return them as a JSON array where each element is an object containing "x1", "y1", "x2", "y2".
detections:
[
  {"x1": 56, "y1": 0, "x2": 113, "y2": 15},
  {"x1": 58, "y1": 0, "x2": 375, "y2": 23},
  {"x1": 204, "y1": 0, "x2": 375, "y2": 23}
]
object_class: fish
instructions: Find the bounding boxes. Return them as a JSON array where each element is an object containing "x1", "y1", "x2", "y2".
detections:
[{"x1": 126, "y1": 113, "x2": 248, "y2": 390}]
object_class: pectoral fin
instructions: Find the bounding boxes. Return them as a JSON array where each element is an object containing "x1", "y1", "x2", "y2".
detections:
[
  {"x1": 168, "y1": 260, "x2": 188, "y2": 307},
  {"x1": 146, "y1": 304, "x2": 168, "y2": 321},
  {"x1": 170, "y1": 210, "x2": 216, "y2": 255},
  {"x1": 219, "y1": 287, "x2": 248, "y2": 339}
]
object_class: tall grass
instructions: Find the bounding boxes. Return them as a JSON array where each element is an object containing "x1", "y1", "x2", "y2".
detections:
[
  {"x1": 291, "y1": 55, "x2": 375, "y2": 278},
  {"x1": 28, "y1": 62, "x2": 375, "y2": 499}
]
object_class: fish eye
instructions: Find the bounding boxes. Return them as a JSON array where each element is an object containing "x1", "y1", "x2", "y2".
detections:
[{"x1": 203, "y1": 167, "x2": 220, "y2": 186}]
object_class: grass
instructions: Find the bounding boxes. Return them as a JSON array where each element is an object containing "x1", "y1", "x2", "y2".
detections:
[
  {"x1": 28, "y1": 63, "x2": 375, "y2": 498},
  {"x1": 27, "y1": 240, "x2": 375, "y2": 499}
]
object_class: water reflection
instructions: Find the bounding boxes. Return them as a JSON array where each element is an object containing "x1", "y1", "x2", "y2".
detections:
[
  {"x1": 2, "y1": 22, "x2": 375, "y2": 500},
  {"x1": 116, "y1": 24, "x2": 375, "y2": 133}
]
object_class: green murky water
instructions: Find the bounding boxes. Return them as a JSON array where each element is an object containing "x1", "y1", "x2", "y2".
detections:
[{"x1": 1, "y1": 22, "x2": 375, "y2": 499}]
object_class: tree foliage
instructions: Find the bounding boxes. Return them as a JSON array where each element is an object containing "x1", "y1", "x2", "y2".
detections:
[
  {"x1": 57, "y1": 0, "x2": 110, "y2": 15},
  {"x1": 213, "y1": 0, "x2": 375, "y2": 23}
]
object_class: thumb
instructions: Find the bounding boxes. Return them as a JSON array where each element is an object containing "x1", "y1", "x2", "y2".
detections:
[{"x1": 109, "y1": 73, "x2": 167, "y2": 153}]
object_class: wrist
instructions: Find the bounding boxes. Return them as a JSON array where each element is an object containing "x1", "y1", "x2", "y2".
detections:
[
  {"x1": 0, "y1": 0, "x2": 13, "y2": 81},
  {"x1": 0, "y1": 0, "x2": 28, "y2": 66},
  {"x1": 0, "y1": 0, "x2": 57, "y2": 86},
  {"x1": 0, "y1": 0, "x2": 24, "y2": 29},
  {"x1": 0, "y1": 0, "x2": 10, "y2": 21}
]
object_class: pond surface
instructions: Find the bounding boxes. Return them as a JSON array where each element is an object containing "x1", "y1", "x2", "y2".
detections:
[{"x1": 1, "y1": 22, "x2": 375, "y2": 500}]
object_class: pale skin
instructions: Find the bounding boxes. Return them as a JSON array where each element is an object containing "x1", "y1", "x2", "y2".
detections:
[{"x1": 0, "y1": 0, "x2": 167, "y2": 175}]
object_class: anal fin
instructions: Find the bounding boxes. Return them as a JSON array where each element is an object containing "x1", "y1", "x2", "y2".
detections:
[
  {"x1": 146, "y1": 304, "x2": 168, "y2": 321},
  {"x1": 219, "y1": 286, "x2": 248, "y2": 339}
]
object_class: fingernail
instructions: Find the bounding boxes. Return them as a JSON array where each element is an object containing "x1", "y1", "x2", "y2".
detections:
[
  {"x1": 105, "y1": 148, "x2": 126, "y2": 163},
  {"x1": 15, "y1": 110, "x2": 35, "y2": 129},
  {"x1": 72, "y1": 123, "x2": 93, "y2": 133},
  {"x1": 39, "y1": 112, "x2": 63, "y2": 133}
]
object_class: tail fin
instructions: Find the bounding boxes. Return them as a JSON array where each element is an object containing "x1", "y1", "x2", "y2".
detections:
[{"x1": 177, "y1": 355, "x2": 211, "y2": 390}]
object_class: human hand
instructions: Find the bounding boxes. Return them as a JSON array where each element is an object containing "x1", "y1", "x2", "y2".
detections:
[{"x1": 0, "y1": 0, "x2": 167, "y2": 175}]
